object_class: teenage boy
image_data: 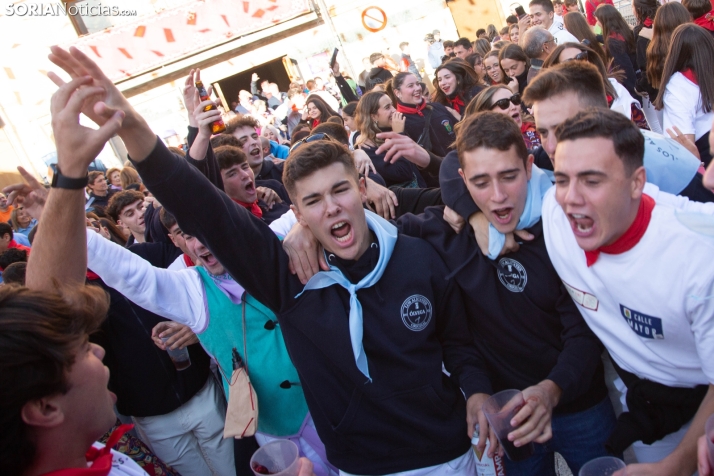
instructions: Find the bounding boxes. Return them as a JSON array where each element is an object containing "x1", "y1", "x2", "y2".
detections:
[
  {"x1": 364, "y1": 52, "x2": 394, "y2": 92},
  {"x1": 49, "y1": 45, "x2": 486, "y2": 475},
  {"x1": 107, "y1": 190, "x2": 146, "y2": 245},
  {"x1": 528, "y1": 0, "x2": 578, "y2": 45},
  {"x1": 546, "y1": 108, "x2": 714, "y2": 474}
]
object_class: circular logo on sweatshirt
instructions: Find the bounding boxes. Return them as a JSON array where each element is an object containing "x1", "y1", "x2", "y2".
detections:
[
  {"x1": 401, "y1": 295, "x2": 432, "y2": 331},
  {"x1": 497, "y1": 258, "x2": 527, "y2": 293}
]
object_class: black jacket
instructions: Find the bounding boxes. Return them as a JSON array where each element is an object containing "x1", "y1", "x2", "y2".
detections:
[
  {"x1": 256, "y1": 159, "x2": 285, "y2": 184},
  {"x1": 88, "y1": 242, "x2": 210, "y2": 417},
  {"x1": 133, "y1": 139, "x2": 485, "y2": 474},
  {"x1": 364, "y1": 67, "x2": 393, "y2": 92},
  {"x1": 398, "y1": 208, "x2": 608, "y2": 414},
  {"x1": 633, "y1": 27, "x2": 658, "y2": 99},
  {"x1": 401, "y1": 101, "x2": 457, "y2": 158},
  {"x1": 360, "y1": 143, "x2": 426, "y2": 188}
]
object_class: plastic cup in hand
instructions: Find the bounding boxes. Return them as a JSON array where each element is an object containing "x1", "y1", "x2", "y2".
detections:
[
  {"x1": 250, "y1": 440, "x2": 300, "y2": 476},
  {"x1": 482, "y1": 389, "x2": 535, "y2": 461},
  {"x1": 578, "y1": 456, "x2": 626, "y2": 476},
  {"x1": 160, "y1": 336, "x2": 191, "y2": 371},
  {"x1": 707, "y1": 414, "x2": 714, "y2": 468}
]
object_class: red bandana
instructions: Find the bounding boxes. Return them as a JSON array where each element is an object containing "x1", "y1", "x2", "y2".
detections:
[
  {"x1": 694, "y1": 11, "x2": 714, "y2": 31},
  {"x1": 396, "y1": 99, "x2": 427, "y2": 116},
  {"x1": 682, "y1": 68, "x2": 699, "y2": 85},
  {"x1": 643, "y1": 18, "x2": 653, "y2": 27},
  {"x1": 609, "y1": 32, "x2": 626, "y2": 42},
  {"x1": 183, "y1": 253, "x2": 195, "y2": 267},
  {"x1": 40, "y1": 424, "x2": 134, "y2": 476},
  {"x1": 584, "y1": 194, "x2": 654, "y2": 266},
  {"x1": 447, "y1": 95, "x2": 465, "y2": 114},
  {"x1": 234, "y1": 199, "x2": 263, "y2": 218},
  {"x1": 86, "y1": 270, "x2": 100, "y2": 281},
  {"x1": 310, "y1": 117, "x2": 321, "y2": 129}
]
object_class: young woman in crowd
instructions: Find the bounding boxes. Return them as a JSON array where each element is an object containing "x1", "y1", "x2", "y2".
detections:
[
  {"x1": 483, "y1": 50, "x2": 506, "y2": 85},
  {"x1": 509, "y1": 24, "x2": 520, "y2": 45},
  {"x1": 340, "y1": 101, "x2": 359, "y2": 148},
  {"x1": 262, "y1": 124, "x2": 285, "y2": 145},
  {"x1": 474, "y1": 38, "x2": 491, "y2": 57},
  {"x1": 11, "y1": 207, "x2": 36, "y2": 238},
  {"x1": 466, "y1": 85, "x2": 542, "y2": 149},
  {"x1": 486, "y1": 24, "x2": 499, "y2": 42},
  {"x1": 563, "y1": 12, "x2": 609, "y2": 64},
  {"x1": 632, "y1": 0, "x2": 659, "y2": 97},
  {"x1": 301, "y1": 94, "x2": 339, "y2": 129},
  {"x1": 544, "y1": 42, "x2": 649, "y2": 129},
  {"x1": 646, "y1": 3, "x2": 692, "y2": 96},
  {"x1": 105, "y1": 167, "x2": 123, "y2": 190},
  {"x1": 498, "y1": 43, "x2": 530, "y2": 94},
  {"x1": 465, "y1": 53, "x2": 490, "y2": 87},
  {"x1": 386, "y1": 72, "x2": 458, "y2": 158},
  {"x1": 432, "y1": 59, "x2": 486, "y2": 116},
  {"x1": 120, "y1": 166, "x2": 142, "y2": 191},
  {"x1": 655, "y1": 23, "x2": 714, "y2": 163},
  {"x1": 354, "y1": 91, "x2": 426, "y2": 188},
  {"x1": 594, "y1": 4, "x2": 638, "y2": 100},
  {"x1": 682, "y1": 0, "x2": 714, "y2": 37},
  {"x1": 491, "y1": 40, "x2": 510, "y2": 51},
  {"x1": 98, "y1": 217, "x2": 128, "y2": 247}
]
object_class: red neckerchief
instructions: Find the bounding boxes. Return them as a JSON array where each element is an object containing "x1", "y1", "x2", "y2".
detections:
[
  {"x1": 40, "y1": 424, "x2": 134, "y2": 476},
  {"x1": 310, "y1": 117, "x2": 321, "y2": 128},
  {"x1": 183, "y1": 254, "x2": 195, "y2": 267},
  {"x1": 396, "y1": 99, "x2": 427, "y2": 116},
  {"x1": 609, "y1": 32, "x2": 626, "y2": 42},
  {"x1": 682, "y1": 68, "x2": 699, "y2": 85},
  {"x1": 86, "y1": 270, "x2": 100, "y2": 280},
  {"x1": 446, "y1": 95, "x2": 465, "y2": 114},
  {"x1": 606, "y1": 94, "x2": 614, "y2": 107},
  {"x1": 643, "y1": 18, "x2": 653, "y2": 27},
  {"x1": 233, "y1": 198, "x2": 263, "y2": 218},
  {"x1": 584, "y1": 194, "x2": 654, "y2": 266},
  {"x1": 694, "y1": 11, "x2": 714, "y2": 31}
]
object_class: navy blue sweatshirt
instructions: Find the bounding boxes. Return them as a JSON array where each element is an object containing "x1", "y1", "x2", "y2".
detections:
[
  {"x1": 133, "y1": 138, "x2": 485, "y2": 474},
  {"x1": 401, "y1": 101, "x2": 457, "y2": 158},
  {"x1": 360, "y1": 144, "x2": 427, "y2": 188},
  {"x1": 398, "y1": 208, "x2": 608, "y2": 414}
]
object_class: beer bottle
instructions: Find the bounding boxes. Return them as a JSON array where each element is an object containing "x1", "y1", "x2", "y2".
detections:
[{"x1": 195, "y1": 80, "x2": 226, "y2": 134}]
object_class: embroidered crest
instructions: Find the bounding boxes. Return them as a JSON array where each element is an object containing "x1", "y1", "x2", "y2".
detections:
[
  {"x1": 497, "y1": 258, "x2": 528, "y2": 292},
  {"x1": 400, "y1": 295, "x2": 432, "y2": 331}
]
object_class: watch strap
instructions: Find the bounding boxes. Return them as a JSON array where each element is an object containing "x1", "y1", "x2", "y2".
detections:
[{"x1": 51, "y1": 167, "x2": 89, "y2": 190}]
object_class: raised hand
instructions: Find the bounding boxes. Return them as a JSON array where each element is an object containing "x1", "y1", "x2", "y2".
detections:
[
  {"x1": 3, "y1": 166, "x2": 49, "y2": 220},
  {"x1": 183, "y1": 69, "x2": 199, "y2": 126}
]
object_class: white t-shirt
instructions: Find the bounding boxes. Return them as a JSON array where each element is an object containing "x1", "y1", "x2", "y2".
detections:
[
  {"x1": 663, "y1": 72, "x2": 714, "y2": 141},
  {"x1": 550, "y1": 21, "x2": 579, "y2": 45},
  {"x1": 542, "y1": 186, "x2": 714, "y2": 388}
]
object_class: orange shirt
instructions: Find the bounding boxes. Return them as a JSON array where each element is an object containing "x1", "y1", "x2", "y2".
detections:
[{"x1": 0, "y1": 206, "x2": 14, "y2": 224}]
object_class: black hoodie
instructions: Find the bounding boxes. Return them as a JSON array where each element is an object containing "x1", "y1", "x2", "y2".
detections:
[{"x1": 364, "y1": 67, "x2": 394, "y2": 92}]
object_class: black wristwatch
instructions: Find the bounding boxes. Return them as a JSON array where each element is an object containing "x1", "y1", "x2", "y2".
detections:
[{"x1": 51, "y1": 166, "x2": 89, "y2": 190}]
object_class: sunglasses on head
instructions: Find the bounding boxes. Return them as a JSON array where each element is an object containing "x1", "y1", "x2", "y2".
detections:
[
  {"x1": 564, "y1": 51, "x2": 589, "y2": 62},
  {"x1": 491, "y1": 93, "x2": 522, "y2": 110},
  {"x1": 289, "y1": 132, "x2": 335, "y2": 152}
]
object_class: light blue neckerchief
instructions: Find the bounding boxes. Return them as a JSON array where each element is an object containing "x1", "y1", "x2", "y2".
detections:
[
  {"x1": 295, "y1": 210, "x2": 398, "y2": 382},
  {"x1": 487, "y1": 165, "x2": 552, "y2": 260}
]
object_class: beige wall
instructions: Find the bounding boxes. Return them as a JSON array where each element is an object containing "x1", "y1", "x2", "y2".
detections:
[{"x1": 447, "y1": 0, "x2": 509, "y2": 39}]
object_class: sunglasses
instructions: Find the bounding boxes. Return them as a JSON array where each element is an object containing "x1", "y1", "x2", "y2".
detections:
[
  {"x1": 563, "y1": 51, "x2": 589, "y2": 62},
  {"x1": 289, "y1": 132, "x2": 335, "y2": 152},
  {"x1": 491, "y1": 93, "x2": 522, "y2": 110}
]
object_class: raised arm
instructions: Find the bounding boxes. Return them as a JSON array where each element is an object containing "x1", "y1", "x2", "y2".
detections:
[{"x1": 27, "y1": 73, "x2": 123, "y2": 291}]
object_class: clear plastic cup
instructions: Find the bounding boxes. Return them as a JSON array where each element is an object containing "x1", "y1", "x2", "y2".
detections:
[
  {"x1": 706, "y1": 414, "x2": 714, "y2": 468},
  {"x1": 250, "y1": 440, "x2": 300, "y2": 476},
  {"x1": 160, "y1": 336, "x2": 191, "y2": 371},
  {"x1": 482, "y1": 389, "x2": 535, "y2": 462},
  {"x1": 578, "y1": 456, "x2": 626, "y2": 476}
]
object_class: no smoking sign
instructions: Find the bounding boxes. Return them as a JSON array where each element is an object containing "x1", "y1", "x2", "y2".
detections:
[{"x1": 361, "y1": 6, "x2": 387, "y2": 32}]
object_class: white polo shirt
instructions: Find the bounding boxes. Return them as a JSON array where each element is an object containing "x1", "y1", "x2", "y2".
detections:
[
  {"x1": 542, "y1": 186, "x2": 714, "y2": 388},
  {"x1": 549, "y1": 21, "x2": 579, "y2": 45},
  {"x1": 663, "y1": 72, "x2": 714, "y2": 142}
]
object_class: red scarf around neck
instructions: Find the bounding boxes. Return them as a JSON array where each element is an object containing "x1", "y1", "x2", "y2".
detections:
[
  {"x1": 41, "y1": 424, "x2": 134, "y2": 476},
  {"x1": 609, "y1": 32, "x2": 626, "y2": 42},
  {"x1": 446, "y1": 95, "x2": 465, "y2": 114},
  {"x1": 310, "y1": 117, "x2": 321, "y2": 129},
  {"x1": 233, "y1": 198, "x2": 263, "y2": 218},
  {"x1": 183, "y1": 253, "x2": 195, "y2": 267},
  {"x1": 584, "y1": 194, "x2": 654, "y2": 266},
  {"x1": 396, "y1": 99, "x2": 427, "y2": 116},
  {"x1": 682, "y1": 68, "x2": 698, "y2": 85},
  {"x1": 643, "y1": 18, "x2": 653, "y2": 27},
  {"x1": 694, "y1": 11, "x2": 714, "y2": 31}
]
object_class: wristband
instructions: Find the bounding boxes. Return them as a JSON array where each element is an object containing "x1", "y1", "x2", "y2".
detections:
[{"x1": 51, "y1": 167, "x2": 89, "y2": 190}]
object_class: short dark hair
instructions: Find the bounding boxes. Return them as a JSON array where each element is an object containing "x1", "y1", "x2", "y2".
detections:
[
  {"x1": 530, "y1": 0, "x2": 555, "y2": 12},
  {"x1": 443, "y1": 40, "x2": 455, "y2": 49},
  {"x1": 2, "y1": 262, "x2": 26, "y2": 285},
  {"x1": 159, "y1": 207, "x2": 177, "y2": 231},
  {"x1": 523, "y1": 61, "x2": 608, "y2": 108},
  {"x1": 87, "y1": 171, "x2": 104, "y2": 187},
  {"x1": 224, "y1": 115, "x2": 259, "y2": 135},
  {"x1": 506, "y1": 14, "x2": 518, "y2": 24},
  {"x1": 342, "y1": 101, "x2": 358, "y2": 117},
  {"x1": 0, "y1": 223, "x2": 13, "y2": 241},
  {"x1": 326, "y1": 115, "x2": 345, "y2": 126},
  {"x1": 476, "y1": 29, "x2": 486, "y2": 37},
  {"x1": 214, "y1": 145, "x2": 248, "y2": 172},
  {"x1": 290, "y1": 129, "x2": 311, "y2": 147},
  {"x1": 456, "y1": 112, "x2": 528, "y2": 168},
  {"x1": 312, "y1": 123, "x2": 350, "y2": 145},
  {"x1": 211, "y1": 134, "x2": 242, "y2": 149},
  {"x1": 283, "y1": 141, "x2": 357, "y2": 202},
  {"x1": 0, "y1": 248, "x2": 27, "y2": 270},
  {"x1": 0, "y1": 285, "x2": 108, "y2": 475},
  {"x1": 682, "y1": 0, "x2": 711, "y2": 19},
  {"x1": 106, "y1": 190, "x2": 144, "y2": 222},
  {"x1": 369, "y1": 52, "x2": 384, "y2": 64},
  {"x1": 555, "y1": 108, "x2": 644, "y2": 175},
  {"x1": 454, "y1": 37, "x2": 473, "y2": 50}
]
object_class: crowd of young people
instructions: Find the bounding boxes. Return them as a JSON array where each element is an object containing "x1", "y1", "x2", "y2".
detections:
[{"x1": 2, "y1": 0, "x2": 714, "y2": 475}]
